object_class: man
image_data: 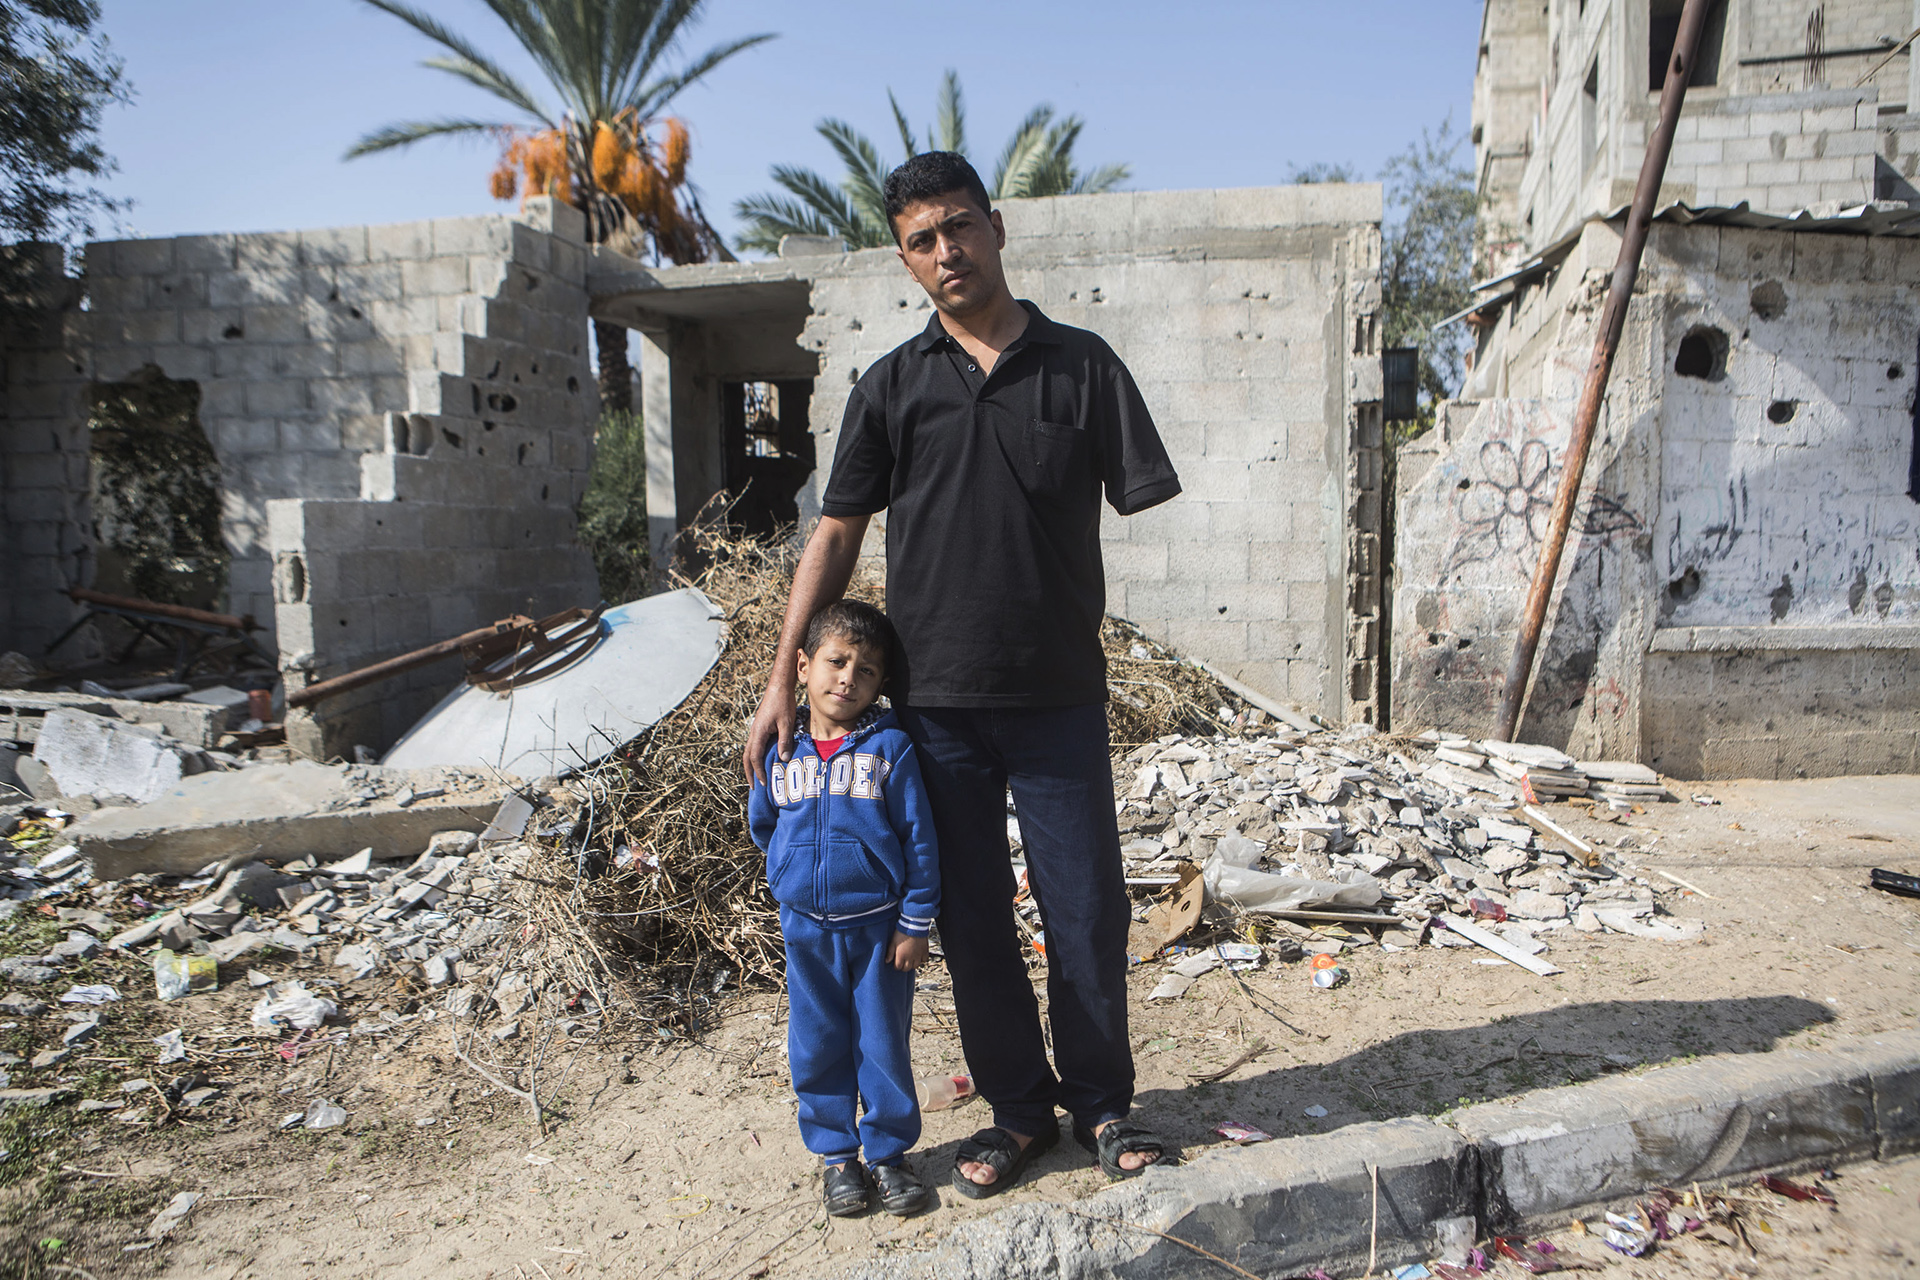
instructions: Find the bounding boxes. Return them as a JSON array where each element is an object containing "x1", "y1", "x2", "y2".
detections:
[{"x1": 744, "y1": 151, "x2": 1180, "y2": 1198}]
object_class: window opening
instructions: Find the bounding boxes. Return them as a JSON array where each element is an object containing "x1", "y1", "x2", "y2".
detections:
[
  {"x1": 721, "y1": 379, "x2": 816, "y2": 538},
  {"x1": 1649, "y1": 0, "x2": 1725, "y2": 90}
]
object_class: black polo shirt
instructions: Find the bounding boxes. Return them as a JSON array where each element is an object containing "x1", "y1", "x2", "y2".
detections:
[{"x1": 820, "y1": 301, "x2": 1181, "y2": 707}]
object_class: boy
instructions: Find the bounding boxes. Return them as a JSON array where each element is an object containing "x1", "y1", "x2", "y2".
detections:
[{"x1": 748, "y1": 599, "x2": 940, "y2": 1217}]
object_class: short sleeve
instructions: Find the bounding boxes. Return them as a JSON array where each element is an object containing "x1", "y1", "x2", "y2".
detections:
[
  {"x1": 820, "y1": 387, "x2": 894, "y2": 517},
  {"x1": 1092, "y1": 343, "x2": 1182, "y2": 516}
]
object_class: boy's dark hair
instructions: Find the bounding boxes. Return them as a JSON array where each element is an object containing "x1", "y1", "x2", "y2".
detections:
[
  {"x1": 882, "y1": 152, "x2": 993, "y2": 243},
  {"x1": 802, "y1": 599, "x2": 897, "y2": 674}
]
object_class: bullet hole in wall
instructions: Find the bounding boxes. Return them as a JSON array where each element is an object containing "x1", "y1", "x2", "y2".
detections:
[
  {"x1": 1673, "y1": 326, "x2": 1729, "y2": 380},
  {"x1": 1766, "y1": 400, "x2": 1797, "y2": 424},
  {"x1": 1749, "y1": 280, "x2": 1787, "y2": 320}
]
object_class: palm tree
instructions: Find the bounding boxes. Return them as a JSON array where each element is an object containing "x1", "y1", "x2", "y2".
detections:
[
  {"x1": 734, "y1": 71, "x2": 1129, "y2": 254},
  {"x1": 346, "y1": 0, "x2": 774, "y2": 412}
]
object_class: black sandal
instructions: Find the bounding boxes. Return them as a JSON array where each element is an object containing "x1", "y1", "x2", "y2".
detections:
[
  {"x1": 1073, "y1": 1119, "x2": 1171, "y2": 1180},
  {"x1": 950, "y1": 1123, "x2": 1058, "y2": 1200},
  {"x1": 872, "y1": 1161, "x2": 932, "y2": 1216},
  {"x1": 823, "y1": 1159, "x2": 870, "y2": 1217}
]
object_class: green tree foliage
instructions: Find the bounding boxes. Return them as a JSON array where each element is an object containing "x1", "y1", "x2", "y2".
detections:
[
  {"x1": 0, "y1": 0, "x2": 128, "y2": 300},
  {"x1": 734, "y1": 70, "x2": 1129, "y2": 253},
  {"x1": 576, "y1": 409, "x2": 650, "y2": 604},
  {"x1": 1289, "y1": 126, "x2": 1478, "y2": 436},
  {"x1": 1378, "y1": 120, "x2": 1476, "y2": 424}
]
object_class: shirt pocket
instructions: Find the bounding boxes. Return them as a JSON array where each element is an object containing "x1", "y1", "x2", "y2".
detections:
[
  {"x1": 824, "y1": 837, "x2": 901, "y2": 917},
  {"x1": 1023, "y1": 418, "x2": 1088, "y2": 499}
]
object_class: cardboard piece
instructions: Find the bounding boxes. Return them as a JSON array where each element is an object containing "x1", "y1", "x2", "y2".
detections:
[{"x1": 1145, "y1": 863, "x2": 1204, "y2": 950}]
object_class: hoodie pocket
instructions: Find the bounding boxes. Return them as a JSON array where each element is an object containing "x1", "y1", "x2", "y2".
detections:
[
  {"x1": 824, "y1": 838, "x2": 901, "y2": 918},
  {"x1": 765, "y1": 840, "x2": 810, "y2": 913}
]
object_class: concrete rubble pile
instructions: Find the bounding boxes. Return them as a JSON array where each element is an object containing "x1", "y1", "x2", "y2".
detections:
[
  {"x1": 1104, "y1": 716, "x2": 1703, "y2": 972},
  {"x1": 0, "y1": 789, "x2": 573, "y2": 1089},
  {"x1": 2, "y1": 681, "x2": 269, "y2": 808}
]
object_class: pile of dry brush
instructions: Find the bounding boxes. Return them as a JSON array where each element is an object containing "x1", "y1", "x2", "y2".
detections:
[{"x1": 523, "y1": 524, "x2": 1246, "y2": 1016}]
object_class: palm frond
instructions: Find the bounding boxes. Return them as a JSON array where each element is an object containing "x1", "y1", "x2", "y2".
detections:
[
  {"x1": 631, "y1": 33, "x2": 777, "y2": 119},
  {"x1": 1070, "y1": 161, "x2": 1130, "y2": 194},
  {"x1": 817, "y1": 119, "x2": 889, "y2": 231},
  {"x1": 992, "y1": 107, "x2": 1054, "y2": 199},
  {"x1": 344, "y1": 118, "x2": 507, "y2": 159},
  {"x1": 887, "y1": 89, "x2": 917, "y2": 159},
  {"x1": 734, "y1": 163, "x2": 885, "y2": 250},
  {"x1": 354, "y1": 0, "x2": 553, "y2": 123},
  {"x1": 933, "y1": 69, "x2": 965, "y2": 155}
]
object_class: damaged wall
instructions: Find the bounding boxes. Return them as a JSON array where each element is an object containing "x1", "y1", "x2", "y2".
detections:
[
  {"x1": 0, "y1": 199, "x2": 601, "y2": 760},
  {"x1": 593, "y1": 186, "x2": 1386, "y2": 723},
  {"x1": 1394, "y1": 216, "x2": 1920, "y2": 778}
]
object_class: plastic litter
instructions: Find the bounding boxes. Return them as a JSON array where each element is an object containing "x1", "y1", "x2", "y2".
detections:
[
  {"x1": 58, "y1": 984, "x2": 120, "y2": 1005},
  {"x1": 153, "y1": 950, "x2": 217, "y2": 1000},
  {"x1": 1603, "y1": 1212, "x2": 1653, "y2": 1256},
  {"x1": 1392, "y1": 1266, "x2": 1432, "y2": 1280},
  {"x1": 1468, "y1": 897, "x2": 1508, "y2": 923},
  {"x1": 915, "y1": 1073, "x2": 973, "y2": 1111},
  {"x1": 152, "y1": 1030, "x2": 186, "y2": 1064},
  {"x1": 1302, "y1": 1104, "x2": 1329, "y2": 1118},
  {"x1": 250, "y1": 982, "x2": 338, "y2": 1031},
  {"x1": 1213, "y1": 1121, "x2": 1272, "y2": 1144},
  {"x1": 304, "y1": 1099, "x2": 347, "y2": 1129}
]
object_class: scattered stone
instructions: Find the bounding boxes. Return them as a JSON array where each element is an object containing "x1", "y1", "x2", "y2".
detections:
[
  {"x1": 0, "y1": 957, "x2": 61, "y2": 984},
  {"x1": 0, "y1": 995, "x2": 48, "y2": 1017},
  {"x1": 29, "y1": 1048, "x2": 70, "y2": 1068},
  {"x1": 0, "y1": 1086, "x2": 71, "y2": 1109},
  {"x1": 50, "y1": 931, "x2": 100, "y2": 960},
  {"x1": 61, "y1": 1020, "x2": 99, "y2": 1047}
]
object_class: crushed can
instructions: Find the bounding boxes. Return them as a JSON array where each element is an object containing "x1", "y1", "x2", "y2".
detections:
[{"x1": 1310, "y1": 965, "x2": 1348, "y2": 990}]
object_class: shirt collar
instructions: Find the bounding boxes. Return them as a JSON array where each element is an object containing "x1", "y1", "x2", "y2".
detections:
[{"x1": 914, "y1": 299, "x2": 1062, "y2": 353}]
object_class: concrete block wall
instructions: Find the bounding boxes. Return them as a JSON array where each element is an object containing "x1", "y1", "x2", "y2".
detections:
[
  {"x1": 0, "y1": 245, "x2": 89, "y2": 658},
  {"x1": 1396, "y1": 217, "x2": 1920, "y2": 777},
  {"x1": 1, "y1": 198, "x2": 599, "y2": 760},
  {"x1": 270, "y1": 198, "x2": 600, "y2": 760},
  {"x1": 1486, "y1": 0, "x2": 1911, "y2": 257},
  {"x1": 794, "y1": 185, "x2": 1384, "y2": 720}
]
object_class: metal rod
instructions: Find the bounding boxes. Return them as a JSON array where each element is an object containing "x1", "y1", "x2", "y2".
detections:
[
  {"x1": 1491, "y1": 0, "x2": 1715, "y2": 744},
  {"x1": 1853, "y1": 24, "x2": 1920, "y2": 86},
  {"x1": 285, "y1": 620, "x2": 523, "y2": 708},
  {"x1": 67, "y1": 586, "x2": 253, "y2": 633}
]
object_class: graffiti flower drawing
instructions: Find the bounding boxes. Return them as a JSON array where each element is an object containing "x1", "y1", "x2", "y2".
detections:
[{"x1": 1440, "y1": 437, "x2": 1555, "y2": 584}]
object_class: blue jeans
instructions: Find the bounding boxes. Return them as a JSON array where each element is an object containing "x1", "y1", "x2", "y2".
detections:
[
  {"x1": 782, "y1": 908, "x2": 919, "y2": 1166},
  {"x1": 896, "y1": 704, "x2": 1133, "y2": 1136}
]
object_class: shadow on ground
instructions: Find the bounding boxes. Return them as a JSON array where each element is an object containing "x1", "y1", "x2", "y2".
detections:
[{"x1": 907, "y1": 995, "x2": 1833, "y2": 1190}]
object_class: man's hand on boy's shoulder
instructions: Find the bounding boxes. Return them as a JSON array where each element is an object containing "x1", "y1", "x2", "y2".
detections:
[
  {"x1": 744, "y1": 681, "x2": 797, "y2": 786},
  {"x1": 888, "y1": 931, "x2": 928, "y2": 972}
]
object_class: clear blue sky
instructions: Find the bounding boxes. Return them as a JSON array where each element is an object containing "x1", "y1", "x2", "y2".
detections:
[{"x1": 94, "y1": 1, "x2": 1479, "y2": 249}]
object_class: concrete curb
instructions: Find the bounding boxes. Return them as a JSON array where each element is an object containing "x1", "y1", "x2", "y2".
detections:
[{"x1": 849, "y1": 1029, "x2": 1920, "y2": 1280}]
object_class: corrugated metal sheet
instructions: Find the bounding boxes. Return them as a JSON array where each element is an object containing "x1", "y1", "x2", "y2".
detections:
[{"x1": 1434, "y1": 199, "x2": 1920, "y2": 330}]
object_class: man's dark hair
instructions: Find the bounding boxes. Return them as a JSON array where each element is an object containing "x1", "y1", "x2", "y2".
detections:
[
  {"x1": 882, "y1": 152, "x2": 993, "y2": 242},
  {"x1": 802, "y1": 599, "x2": 898, "y2": 675}
]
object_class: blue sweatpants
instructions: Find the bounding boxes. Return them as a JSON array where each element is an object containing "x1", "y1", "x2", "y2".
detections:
[{"x1": 781, "y1": 907, "x2": 919, "y2": 1167}]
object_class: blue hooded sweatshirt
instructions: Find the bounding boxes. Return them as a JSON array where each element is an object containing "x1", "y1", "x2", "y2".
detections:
[{"x1": 747, "y1": 708, "x2": 940, "y2": 935}]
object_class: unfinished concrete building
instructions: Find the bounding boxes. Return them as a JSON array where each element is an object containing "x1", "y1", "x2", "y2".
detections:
[
  {"x1": 1, "y1": 198, "x2": 603, "y2": 759},
  {"x1": 1474, "y1": 0, "x2": 1920, "y2": 272},
  {"x1": 1396, "y1": 0, "x2": 1920, "y2": 778},
  {"x1": 3, "y1": 186, "x2": 1392, "y2": 759},
  {"x1": 589, "y1": 185, "x2": 1390, "y2": 726}
]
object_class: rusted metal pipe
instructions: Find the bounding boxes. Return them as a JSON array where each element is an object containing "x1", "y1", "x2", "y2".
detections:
[
  {"x1": 1491, "y1": 0, "x2": 1715, "y2": 743},
  {"x1": 67, "y1": 586, "x2": 253, "y2": 633},
  {"x1": 285, "y1": 620, "x2": 526, "y2": 709}
]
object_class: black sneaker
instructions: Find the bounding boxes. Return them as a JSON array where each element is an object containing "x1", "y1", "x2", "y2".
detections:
[
  {"x1": 871, "y1": 1161, "x2": 932, "y2": 1216},
  {"x1": 823, "y1": 1159, "x2": 870, "y2": 1217}
]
